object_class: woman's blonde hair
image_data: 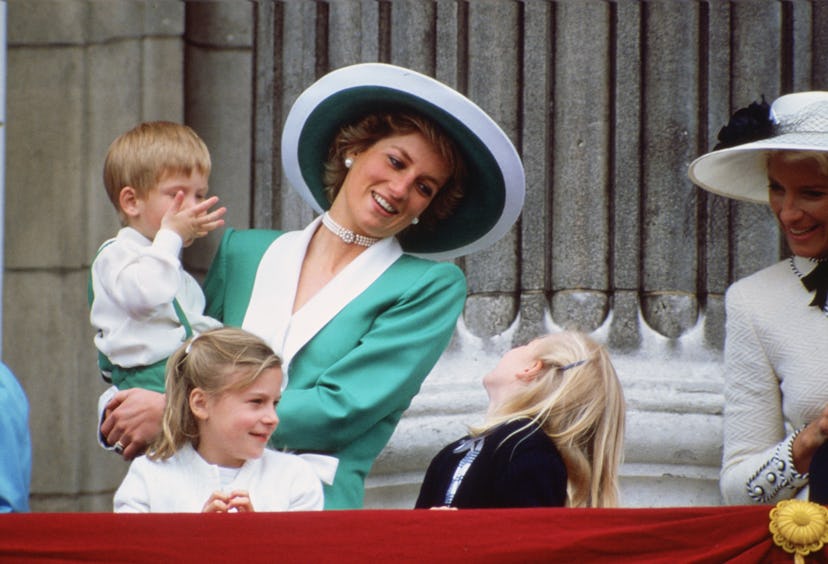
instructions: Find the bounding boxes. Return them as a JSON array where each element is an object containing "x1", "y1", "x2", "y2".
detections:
[
  {"x1": 473, "y1": 331, "x2": 626, "y2": 508},
  {"x1": 147, "y1": 327, "x2": 281, "y2": 461},
  {"x1": 767, "y1": 149, "x2": 828, "y2": 176}
]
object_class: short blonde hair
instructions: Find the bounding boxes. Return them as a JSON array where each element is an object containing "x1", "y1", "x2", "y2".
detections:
[
  {"x1": 767, "y1": 149, "x2": 828, "y2": 176},
  {"x1": 103, "y1": 121, "x2": 211, "y2": 222},
  {"x1": 475, "y1": 331, "x2": 626, "y2": 508},
  {"x1": 148, "y1": 328, "x2": 281, "y2": 461}
]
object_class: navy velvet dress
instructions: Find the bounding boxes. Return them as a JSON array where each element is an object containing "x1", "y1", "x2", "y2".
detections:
[{"x1": 415, "y1": 418, "x2": 568, "y2": 508}]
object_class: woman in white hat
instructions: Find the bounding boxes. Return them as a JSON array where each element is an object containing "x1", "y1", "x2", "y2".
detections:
[
  {"x1": 689, "y1": 91, "x2": 828, "y2": 504},
  {"x1": 199, "y1": 63, "x2": 525, "y2": 509}
]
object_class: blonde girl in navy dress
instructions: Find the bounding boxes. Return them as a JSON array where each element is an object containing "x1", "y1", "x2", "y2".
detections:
[{"x1": 416, "y1": 331, "x2": 625, "y2": 509}]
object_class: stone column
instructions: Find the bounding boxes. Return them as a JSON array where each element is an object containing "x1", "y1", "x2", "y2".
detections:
[{"x1": 4, "y1": 0, "x2": 185, "y2": 511}]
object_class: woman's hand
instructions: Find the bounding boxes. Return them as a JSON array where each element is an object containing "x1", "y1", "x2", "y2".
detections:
[
  {"x1": 793, "y1": 405, "x2": 828, "y2": 472},
  {"x1": 202, "y1": 490, "x2": 254, "y2": 513},
  {"x1": 100, "y1": 388, "x2": 165, "y2": 460}
]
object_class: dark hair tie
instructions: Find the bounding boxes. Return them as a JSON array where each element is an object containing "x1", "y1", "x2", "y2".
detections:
[{"x1": 560, "y1": 359, "x2": 588, "y2": 372}]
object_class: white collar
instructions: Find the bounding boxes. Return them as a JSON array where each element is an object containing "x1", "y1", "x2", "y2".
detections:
[
  {"x1": 790, "y1": 255, "x2": 828, "y2": 278},
  {"x1": 242, "y1": 217, "x2": 403, "y2": 383},
  {"x1": 116, "y1": 226, "x2": 153, "y2": 246},
  {"x1": 177, "y1": 442, "x2": 258, "y2": 483}
]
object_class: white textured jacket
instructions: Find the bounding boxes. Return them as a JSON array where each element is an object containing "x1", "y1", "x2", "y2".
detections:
[{"x1": 721, "y1": 256, "x2": 828, "y2": 504}]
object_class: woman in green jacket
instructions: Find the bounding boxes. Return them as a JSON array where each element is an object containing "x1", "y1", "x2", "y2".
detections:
[{"x1": 107, "y1": 63, "x2": 525, "y2": 509}]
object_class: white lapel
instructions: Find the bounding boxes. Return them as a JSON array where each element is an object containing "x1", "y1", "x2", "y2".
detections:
[
  {"x1": 242, "y1": 216, "x2": 403, "y2": 381},
  {"x1": 241, "y1": 221, "x2": 312, "y2": 362}
]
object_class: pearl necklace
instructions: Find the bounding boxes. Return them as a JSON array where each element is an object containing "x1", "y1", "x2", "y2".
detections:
[{"x1": 321, "y1": 212, "x2": 380, "y2": 247}]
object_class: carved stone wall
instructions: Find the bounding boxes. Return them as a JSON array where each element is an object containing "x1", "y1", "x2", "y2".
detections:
[{"x1": 4, "y1": 0, "x2": 256, "y2": 511}]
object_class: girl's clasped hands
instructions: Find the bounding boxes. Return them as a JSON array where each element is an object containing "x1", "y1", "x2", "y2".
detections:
[{"x1": 203, "y1": 490, "x2": 254, "y2": 513}]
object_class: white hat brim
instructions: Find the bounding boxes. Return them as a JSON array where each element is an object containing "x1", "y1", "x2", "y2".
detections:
[
  {"x1": 689, "y1": 92, "x2": 828, "y2": 203},
  {"x1": 281, "y1": 63, "x2": 525, "y2": 260},
  {"x1": 689, "y1": 136, "x2": 828, "y2": 204}
]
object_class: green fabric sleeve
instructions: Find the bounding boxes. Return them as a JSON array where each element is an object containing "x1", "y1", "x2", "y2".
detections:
[
  {"x1": 271, "y1": 260, "x2": 466, "y2": 452},
  {"x1": 203, "y1": 228, "x2": 283, "y2": 325}
]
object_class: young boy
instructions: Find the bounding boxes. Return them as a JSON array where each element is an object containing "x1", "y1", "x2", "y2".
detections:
[{"x1": 90, "y1": 121, "x2": 226, "y2": 455}]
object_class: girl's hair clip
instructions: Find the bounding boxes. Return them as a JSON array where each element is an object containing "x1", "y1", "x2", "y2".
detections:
[
  {"x1": 559, "y1": 359, "x2": 588, "y2": 372},
  {"x1": 184, "y1": 334, "x2": 199, "y2": 355}
]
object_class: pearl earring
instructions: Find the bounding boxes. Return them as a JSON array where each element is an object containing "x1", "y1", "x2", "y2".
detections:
[
  {"x1": 411, "y1": 217, "x2": 419, "y2": 225},
  {"x1": 344, "y1": 157, "x2": 354, "y2": 169}
]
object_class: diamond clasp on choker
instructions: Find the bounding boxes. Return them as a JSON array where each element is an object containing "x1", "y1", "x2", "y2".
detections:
[{"x1": 321, "y1": 212, "x2": 381, "y2": 247}]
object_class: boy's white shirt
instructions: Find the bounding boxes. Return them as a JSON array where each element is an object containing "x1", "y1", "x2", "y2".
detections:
[
  {"x1": 89, "y1": 226, "x2": 221, "y2": 368},
  {"x1": 114, "y1": 442, "x2": 324, "y2": 512}
]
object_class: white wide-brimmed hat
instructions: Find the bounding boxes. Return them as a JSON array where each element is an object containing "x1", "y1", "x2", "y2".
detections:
[
  {"x1": 688, "y1": 91, "x2": 828, "y2": 203},
  {"x1": 281, "y1": 62, "x2": 525, "y2": 260}
]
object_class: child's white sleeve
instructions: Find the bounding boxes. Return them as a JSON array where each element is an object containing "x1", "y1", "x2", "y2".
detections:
[
  {"x1": 296, "y1": 453, "x2": 338, "y2": 485},
  {"x1": 96, "y1": 385, "x2": 118, "y2": 450},
  {"x1": 288, "y1": 458, "x2": 324, "y2": 511},
  {"x1": 113, "y1": 458, "x2": 152, "y2": 513},
  {"x1": 94, "y1": 229, "x2": 184, "y2": 318}
]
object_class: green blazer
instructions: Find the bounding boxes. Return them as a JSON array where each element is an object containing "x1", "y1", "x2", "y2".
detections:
[{"x1": 203, "y1": 228, "x2": 467, "y2": 509}]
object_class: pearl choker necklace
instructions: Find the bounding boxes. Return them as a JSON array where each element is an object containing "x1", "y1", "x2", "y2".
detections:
[{"x1": 321, "y1": 212, "x2": 380, "y2": 247}]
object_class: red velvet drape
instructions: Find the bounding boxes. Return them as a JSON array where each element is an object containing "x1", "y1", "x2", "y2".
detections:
[{"x1": 0, "y1": 506, "x2": 821, "y2": 563}]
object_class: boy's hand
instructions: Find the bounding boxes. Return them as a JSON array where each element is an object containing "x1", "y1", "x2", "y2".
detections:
[{"x1": 162, "y1": 191, "x2": 226, "y2": 246}]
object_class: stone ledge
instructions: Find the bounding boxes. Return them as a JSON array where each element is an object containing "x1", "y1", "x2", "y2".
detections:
[{"x1": 8, "y1": 0, "x2": 183, "y2": 46}]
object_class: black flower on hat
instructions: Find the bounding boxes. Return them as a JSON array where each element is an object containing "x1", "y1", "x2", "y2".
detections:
[{"x1": 713, "y1": 96, "x2": 774, "y2": 150}]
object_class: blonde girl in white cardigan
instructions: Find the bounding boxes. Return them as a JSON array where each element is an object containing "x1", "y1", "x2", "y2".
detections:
[{"x1": 114, "y1": 328, "x2": 322, "y2": 513}]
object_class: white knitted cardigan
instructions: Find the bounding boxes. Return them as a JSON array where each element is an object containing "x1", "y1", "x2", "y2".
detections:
[
  {"x1": 720, "y1": 255, "x2": 828, "y2": 504},
  {"x1": 114, "y1": 443, "x2": 323, "y2": 512}
]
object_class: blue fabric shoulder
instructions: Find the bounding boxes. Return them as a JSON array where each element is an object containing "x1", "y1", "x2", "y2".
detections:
[{"x1": 0, "y1": 363, "x2": 30, "y2": 512}]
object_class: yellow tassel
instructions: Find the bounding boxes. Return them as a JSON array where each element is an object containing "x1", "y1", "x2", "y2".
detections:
[{"x1": 769, "y1": 499, "x2": 828, "y2": 562}]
